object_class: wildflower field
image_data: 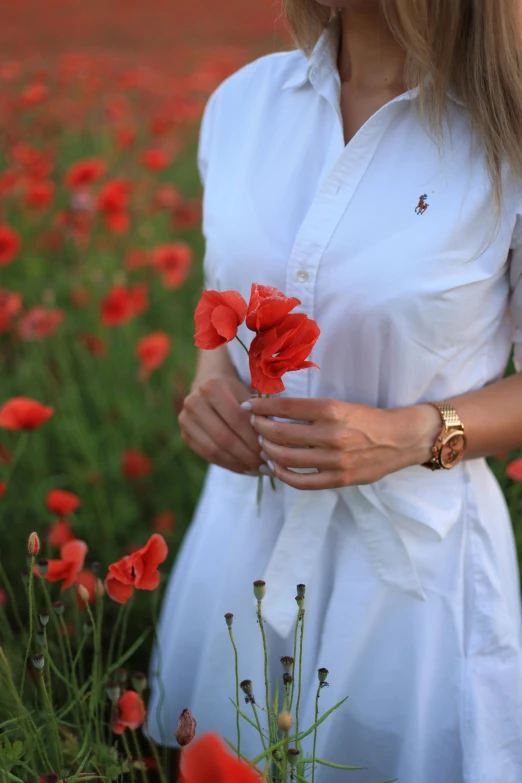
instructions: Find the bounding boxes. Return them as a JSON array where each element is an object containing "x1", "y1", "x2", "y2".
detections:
[{"x1": 0, "y1": 1, "x2": 521, "y2": 780}]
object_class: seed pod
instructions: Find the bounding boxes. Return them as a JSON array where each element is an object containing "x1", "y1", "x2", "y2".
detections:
[
  {"x1": 31, "y1": 653, "x2": 45, "y2": 670},
  {"x1": 253, "y1": 580, "x2": 266, "y2": 601},
  {"x1": 296, "y1": 584, "x2": 306, "y2": 599},
  {"x1": 240, "y1": 680, "x2": 253, "y2": 696},
  {"x1": 106, "y1": 681, "x2": 120, "y2": 702},
  {"x1": 280, "y1": 656, "x2": 294, "y2": 674},
  {"x1": 132, "y1": 672, "x2": 147, "y2": 694},
  {"x1": 318, "y1": 667, "x2": 329, "y2": 683},
  {"x1": 37, "y1": 559, "x2": 49, "y2": 577},
  {"x1": 39, "y1": 611, "x2": 50, "y2": 626},
  {"x1": 53, "y1": 601, "x2": 64, "y2": 616},
  {"x1": 224, "y1": 612, "x2": 234, "y2": 628},
  {"x1": 115, "y1": 667, "x2": 128, "y2": 684},
  {"x1": 288, "y1": 748, "x2": 300, "y2": 766}
]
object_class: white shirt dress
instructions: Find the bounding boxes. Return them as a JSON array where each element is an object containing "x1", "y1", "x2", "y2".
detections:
[{"x1": 148, "y1": 13, "x2": 522, "y2": 783}]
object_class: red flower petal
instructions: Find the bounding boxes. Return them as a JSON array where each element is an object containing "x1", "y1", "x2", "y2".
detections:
[
  {"x1": 182, "y1": 733, "x2": 262, "y2": 783},
  {"x1": 47, "y1": 489, "x2": 81, "y2": 516},
  {"x1": 105, "y1": 574, "x2": 135, "y2": 604},
  {"x1": 506, "y1": 457, "x2": 522, "y2": 481},
  {"x1": 133, "y1": 534, "x2": 168, "y2": 590},
  {"x1": 0, "y1": 397, "x2": 54, "y2": 430}
]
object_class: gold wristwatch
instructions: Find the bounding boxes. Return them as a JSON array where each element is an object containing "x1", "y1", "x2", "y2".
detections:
[{"x1": 420, "y1": 401, "x2": 467, "y2": 471}]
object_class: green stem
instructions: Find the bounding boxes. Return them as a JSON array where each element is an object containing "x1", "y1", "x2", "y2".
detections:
[
  {"x1": 251, "y1": 703, "x2": 267, "y2": 752},
  {"x1": 42, "y1": 580, "x2": 76, "y2": 719},
  {"x1": 121, "y1": 731, "x2": 137, "y2": 783},
  {"x1": 144, "y1": 722, "x2": 168, "y2": 783},
  {"x1": 84, "y1": 600, "x2": 102, "y2": 750},
  {"x1": 60, "y1": 615, "x2": 87, "y2": 724},
  {"x1": 227, "y1": 626, "x2": 241, "y2": 760},
  {"x1": 294, "y1": 604, "x2": 305, "y2": 749},
  {"x1": 20, "y1": 555, "x2": 36, "y2": 697},
  {"x1": 130, "y1": 730, "x2": 148, "y2": 783},
  {"x1": 289, "y1": 608, "x2": 300, "y2": 712},
  {"x1": 116, "y1": 600, "x2": 131, "y2": 665},
  {"x1": 257, "y1": 599, "x2": 273, "y2": 747},
  {"x1": 39, "y1": 670, "x2": 64, "y2": 772},
  {"x1": 234, "y1": 335, "x2": 250, "y2": 354},
  {"x1": 311, "y1": 684, "x2": 321, "y2": 783}
]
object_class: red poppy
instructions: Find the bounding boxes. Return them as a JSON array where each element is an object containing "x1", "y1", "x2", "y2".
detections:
[
  {"x1": 506, "y1": 457, "x2": 522, "y2": 481},
  {"x1": 0, "y1": 482, "x2": 6, "y2": 499},
  {"x1": 115, "y1": 127, "x2": 136, "y2": 149},
  {"x1": 0, "y1": 289, "x2": 22, "y2": 333},
  {"x1": 0, "y1": 397, "x2": 54, "y2": 431},
  {"x1": 154, "y1": 184, "x2": 182, "y2": 211},
  {"x1": 140, "y1": 148, "x2": 170, "y2": 172},
  {"x1": 37, "y1": 539, "x2": 88, "y2": 591},
  {"x1": 104, "y1": 211, "x2": 130, "y2": 235},
  {"x1": 181, "y1": 733, "x2": 262, "y2": 783},
  {"x1": 136, "y1": 332, "x2": 170, "y2": 380},
  {"x1": 79, "y1": 332, "x2": 107, "y2": 357},
  {"x1": 65, "y1": 159, "x2": 106, "y2": 190},
  {"x1": 0, "y1": 225, "x2": 21, "y2": 267},
  {"x1": 150, "y1": 242, "x2": 192, "y2": 289},
  {"x1": 24, "y1": 180, "x2": 55, "y2": 210},
  {"x1": 194, "y1": 290, "x2": 248, "y2": 350},
  {"x1": 152, "y1": 511, "x2": 176, "y2": 535},
  {"x1": 20, "y1": 83, "x2": 48, "y2": 107},
  {"x1": 173, "y1": 200, "x2": 201, "y2": 230},
  {"x1": 105, "y1": 533, "x2": 168, "y2": 604},
  {"x1": 246, "y1": 283, "x2": 301, "y2": 333},
  {"x1": 48, "y1": 519, "x2": 76, "y2": 548},
  {"x1": 112, "y1": 690, "x2": 147, "y2": 734},
  {"x1": 47, "y1": 489, "x2": 81, "y2": 516},
  {"x1": 101, "y1": 284, "x2": 148, "y2": 327},
  {"x1": 18, "y1": 307, "x2": 65, "y2": 341},
  {"x1": 76, "y1": 569, "x2": 97, "y2": 609},
  {"x1": 124, "y1": 249, "x2": 149, "y2": 271},
  {"x1": 97, "y1": 179, "x2": 130, "y2": 214},
  {"x1": 249, "y1": 313, "x2": 320, "y2": 394},
  {"x1": 121, "y1": 449, "x2": 153, "y2": 479}
]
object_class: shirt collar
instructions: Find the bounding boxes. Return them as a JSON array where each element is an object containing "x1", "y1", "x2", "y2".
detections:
[{"x1": 281, "y1": 11, "x2": 465, "y2": 108}]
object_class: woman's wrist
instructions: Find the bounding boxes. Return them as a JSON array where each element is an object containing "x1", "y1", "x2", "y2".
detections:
[{"x1": 386, "y1": 403, "x2": 442, "y2": 468}]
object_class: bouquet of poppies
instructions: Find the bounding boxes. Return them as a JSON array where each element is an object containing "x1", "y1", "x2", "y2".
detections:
[{"x1": 194, "y1": 284, "x2": 320, "y2": 505}]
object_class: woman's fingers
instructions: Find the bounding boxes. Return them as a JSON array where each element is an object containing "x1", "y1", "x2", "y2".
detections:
[
  {"x1": 180, "y1": 416, "x2": 254, "y2": 474},
  {"x1": 180, "y1": 392, "x2": 262, "y2": 471},
  {"x1": 200, "y1": 378, "x2": 261, "y2": 456}
]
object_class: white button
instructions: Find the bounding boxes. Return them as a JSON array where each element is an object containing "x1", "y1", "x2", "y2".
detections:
[{"x1": 296, "y1": 270, "x2": 309, "y2": 282}]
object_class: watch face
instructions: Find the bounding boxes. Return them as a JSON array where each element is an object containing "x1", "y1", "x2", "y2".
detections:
[{"x1": 440, "y1": 432, "x2": 466, "y2": 468}]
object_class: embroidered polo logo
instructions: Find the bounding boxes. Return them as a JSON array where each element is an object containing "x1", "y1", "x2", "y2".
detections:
[{"x1": 415, "y1": 194, "x2": 429, "y2": 215}]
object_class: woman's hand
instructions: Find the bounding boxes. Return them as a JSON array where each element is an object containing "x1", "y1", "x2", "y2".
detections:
[
  {"x1": 242, "y1": 396, "x2": 441, "y2": 490},
  {"x1": 179, "y1": 375, "x2": 264, "y2": 475}
]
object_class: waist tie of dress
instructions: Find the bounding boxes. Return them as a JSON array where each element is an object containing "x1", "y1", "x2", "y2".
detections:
[{"x1": 261, "y1": 463, "x2": 466, "y2": 639}]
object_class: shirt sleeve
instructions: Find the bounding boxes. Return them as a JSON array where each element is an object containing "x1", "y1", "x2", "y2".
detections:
[{"x1": 509, "y1": 216, "x2": 522, "y2": 372}]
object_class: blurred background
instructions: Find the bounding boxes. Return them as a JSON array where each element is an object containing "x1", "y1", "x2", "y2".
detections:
[{"x1": 0, "y1": 0, "x2": 520, "y2": 670}]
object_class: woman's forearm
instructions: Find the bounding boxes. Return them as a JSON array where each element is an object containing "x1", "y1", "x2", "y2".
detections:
[
  {"x1": 408, "y1": 370, "x2": 522, "y2": 463},
  {"x1": 190, "y1": 345, "x2": 239, "y2": 391}
]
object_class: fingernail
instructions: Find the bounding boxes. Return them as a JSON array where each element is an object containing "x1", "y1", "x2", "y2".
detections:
[
  {"x1": 250, "y1": 414, "x2": 256, "y2": 426},
  {"x1": 260, "y1": 450, "x2": 269, "y2": 462},
  {"x1": 266, "y1": 459, "x2": 276, "y2": 472},
  {"x1": 244, "y1": 470, "x2": 260, "y2": 477},
  {"x1": 259, "y1": 464, "x2": 275, "y2": 476},
  {"x1": 257, "y1": 435, "x2": 263, "y2": 446},
  {"x1": 241, "y1": 401, "x2": 252, "y2": 411}
]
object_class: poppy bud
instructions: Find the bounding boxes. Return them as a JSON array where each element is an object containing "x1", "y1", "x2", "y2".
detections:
[
  {"x1": 37, "y1": 559, "x2": 49, "y2": 577},
  {"x1": 53, "y1": 600, "x2": 64, "y2": 615},
  {"x1": 36, "y1": 632, "x2": 46, "y2": 647},
  {"x1": 280, "y1": 656, "x2": 294, "y2": 674},
  {"x1": 288, "y1": 749, "x2": 300, "y2": 766},
  {"x1": 296, "y1": 584, "x2": 306, "y2": 599},
  {"x1": 224, "y1": 612, "x2": 234, "y2": 627},
  {"x1": 174, "y1": 708, "x2": 197, "y2": 747},
  {"x1": 253, "y1": 580, "x2": 266, "y2": 601},
  {"x1": 95, "y1": 578, "x2": 105, "y2": 598},
  {"x1": 278, "y1": 711, "x2": 293, "y2": 732},
  {"x1": 132, "y1": 672, "x2": 148, "y2": 693},
  {"x1": 318, "y1": 667, "x2": 329, "y2": 683},
  {"x1": 240, "y1": 679, "x2": 253, "y2": 696},
  {"x1": 39, "y1": 611, "x2": 50, "y2": 626},
  {"x1": 106, "y1": 681, "x2": 120, "y2": 702},
  {"x1": 31, "y1": 653, "x2": 45, "y2": 670},
  {"x1": 77, "y1": 584, "x2": 90, "y2": 604},
  {"x1": 27, "y1": 532, "x2": 40, "y2": 558}
]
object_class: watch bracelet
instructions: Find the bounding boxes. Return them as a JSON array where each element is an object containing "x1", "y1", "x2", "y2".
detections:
[{"x1": 420, "y1": 400, "x2": 465, "y2": 469}]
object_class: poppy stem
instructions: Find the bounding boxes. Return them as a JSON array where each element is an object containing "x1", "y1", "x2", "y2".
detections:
[
  {"x1": 144, "y1": 721, "x2": 169, "y2": 783},
  {"x1": 311, "y1": 683, "x2": 322, "y2": 783},
  {"x1": 0, "y1": 560, "x2": 25, "y2": 635},
  {"x1": 234, "y1": 335, "x2": 250, "y2": 355},
  {"x1": 294, "y1": 603, "x2": 306, "y2": 750},
  {"x1": 130, "y1": 730, "x2": 148, "y2": 783},
  {"x1": 227, "y1": 624, "x2": 241, "y2": 760},
  {"x1": 121, "y1": 731, "x2": 137, "y2": 783},
  {"x1": 256, "y1": 598, "x2": 273, "y2": 749},
  {"x1": 20, "y1": 555, "x2": 35, "y2": 697}
]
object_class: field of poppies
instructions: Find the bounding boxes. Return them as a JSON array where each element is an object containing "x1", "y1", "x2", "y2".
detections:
[{"x1": 0, "y1": 0, "x2": 521, "y2": 778}]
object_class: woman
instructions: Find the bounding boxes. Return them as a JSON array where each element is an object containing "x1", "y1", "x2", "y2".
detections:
[{"x1": 148, "y1": 2, "x2": 522, "y2": 780}]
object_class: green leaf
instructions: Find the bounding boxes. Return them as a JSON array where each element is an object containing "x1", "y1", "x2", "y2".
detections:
[{"x1": 0, "y1": 738, "x2": 24, "y2": 773}]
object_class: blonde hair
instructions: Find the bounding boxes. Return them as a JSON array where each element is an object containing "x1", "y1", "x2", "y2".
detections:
[{"x1": 281, "y1": 1, "x2": 522, "y2": 217}]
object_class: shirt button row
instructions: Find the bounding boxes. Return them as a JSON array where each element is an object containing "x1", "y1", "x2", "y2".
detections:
[{"x1": 296, "y1": 270, "x2": 309, "y2": 282}]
